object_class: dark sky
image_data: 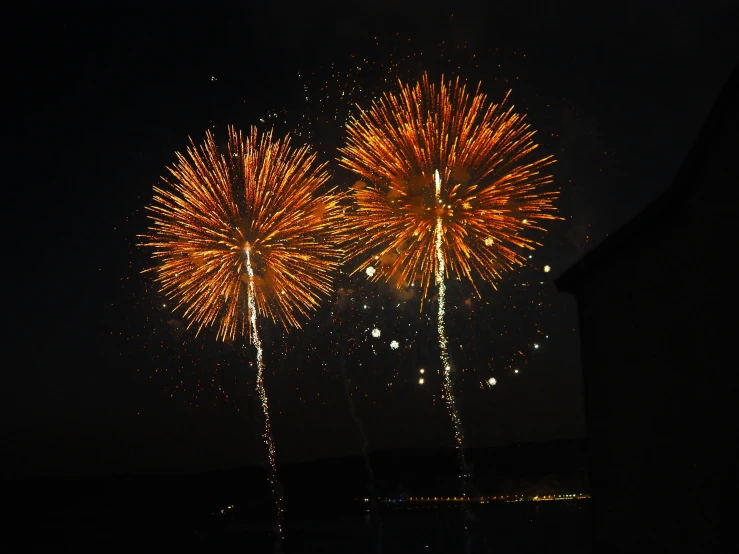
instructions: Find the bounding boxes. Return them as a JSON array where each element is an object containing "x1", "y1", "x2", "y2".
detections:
[{"x1": 6, "y1": 2, "x2": 738, "y2": 477}]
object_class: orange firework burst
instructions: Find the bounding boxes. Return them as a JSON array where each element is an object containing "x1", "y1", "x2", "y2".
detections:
[
  {"x1": 140, "y1": 126, "x2": 344, "y2": 341},
  {"x1": 339, "y1": 72, "x2": 560, "y2": 300}
]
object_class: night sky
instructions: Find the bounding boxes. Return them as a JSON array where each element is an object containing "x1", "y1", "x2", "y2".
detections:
[{"x1": 7, "y1": 2, "x2": 738, "y2": 477}]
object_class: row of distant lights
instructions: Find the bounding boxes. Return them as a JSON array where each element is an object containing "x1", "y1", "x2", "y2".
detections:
[{"x1": 368, "y1": 264, "x2": 550, "y2": 277}]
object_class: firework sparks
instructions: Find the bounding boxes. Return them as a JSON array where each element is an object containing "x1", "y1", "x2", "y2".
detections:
[
  {"x1": 141, "y1": 126, "x2": 345, "y2": 544},
  {"x1": 244, "y1": 243, "x2": 282, "y2": 535},
  {"x1": 433, "y1": 169, "x2": 468, "y2": 484},
  {"x1": 141, "y1": 126, "x2": 344, "y2": 341},
  {"x1": 339, "y1": 74, "x2": 560, "y2": 522},
  {"x1": 339, "y1": 73, "x2": 559, "y2": 300}
]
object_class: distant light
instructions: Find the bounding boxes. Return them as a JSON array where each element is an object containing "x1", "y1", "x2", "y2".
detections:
[
  {"x1": 162, "y1": 304, "x2": 166, "y2": 308},
  {"x1": 543, "y1": 265, "x2": 551, "y2": 273},
  {"x1": 488, "y1": 377, "x2": 497, "y2": 386},
  {"x1": 522, "y1": 219, "x2": 528, "y2": 224},
  {"x1": 418, "y1": 378, "x2": 425, "y2": 385},
  {"x1": 371, "y1": 328, "x2": 381, "y2": 338},
  {"x1": 514, "y1": 369, "x2": 519, "y2": 374},
  {"x1": 534, "y1": 343, "x2": 539, "y2": 349},
  {"x1": 419, "y1": 368, "x2": 425, "y2": 374},
  {"x1": 366, "y1": 266, "x2": 376, "y2": 277},
  {"x1": 390, "y1": 340, "x2": 399, "y2": 350}
]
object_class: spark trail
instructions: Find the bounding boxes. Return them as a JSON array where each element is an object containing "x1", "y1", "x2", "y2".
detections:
[
  {"x1": 434, "y1": 170, "x2": 472, "y2": 554},
  {"x1": 245, "y1": 244, "x2": 283, "y2": 549}
]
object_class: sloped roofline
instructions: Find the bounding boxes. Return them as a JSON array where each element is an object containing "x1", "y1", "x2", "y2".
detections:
[{"x1": 556, "y1": 61, "x2": 738, "y2": 293}]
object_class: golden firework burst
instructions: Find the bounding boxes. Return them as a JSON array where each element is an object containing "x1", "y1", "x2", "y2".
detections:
[
  {"x1": 140, "y1": 126, "x2": 344, "y2": 341},
  {"x1": 339, "y1": 72, "x2": 560, "y2": 301}
]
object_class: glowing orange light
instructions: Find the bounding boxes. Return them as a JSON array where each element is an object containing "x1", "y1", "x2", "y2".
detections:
[
  {"x1": 339, "y1": 73, "x2": 560, "y2": 302},
  {"x1": 140, "y1": 126, "x2": 346, "y2": 341}
]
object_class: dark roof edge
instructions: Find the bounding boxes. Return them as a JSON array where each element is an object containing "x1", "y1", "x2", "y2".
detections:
[{"x1": 556, "y1": 60, "x2": 739, "y2": 293}]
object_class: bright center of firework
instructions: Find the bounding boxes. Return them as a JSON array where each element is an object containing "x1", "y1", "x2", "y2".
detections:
[
  {"x1": 390, "y1": 340, "x2": 399, "y2": 350},
  {"x1": 543, "y1": 265, "x2": 551, "y2": 273},
  {"x1": 488, "y1": 377, "x2": 497, "y2": 386},
  {"x1": 365, "y1": 266, "x2": 376, "y2": 277},
  {"x1": 371, "y1": 328, "x2": 381, "y2": 338},
  {"x1": 338, "y1": 74, "x2": 559, "y2": 302}
]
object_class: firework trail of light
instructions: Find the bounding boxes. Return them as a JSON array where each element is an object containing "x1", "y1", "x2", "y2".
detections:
[
  {"x1": 245, "y1": 244, "x2": 283, "y2": 546},
  {"x1": 433, "y1": 169, "x2": 466, "y2": 469},
  {"x1": 434, "y1": 169, "x2": 472, "y2": 553},
  {"x1": 338, "y1": 332, "x2": 383, "y2": 554},
  {"x1": 140, "y1": 127, "x2": 346, "y2": 550},
  {"x1": 340, "y1": 74, "x2": 560, "y2": 553}
]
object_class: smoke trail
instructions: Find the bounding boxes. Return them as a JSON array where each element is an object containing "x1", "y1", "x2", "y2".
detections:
[
  {"x1": 245, "y1": 245, "x2": 284, "y2": 552},
  {"x1": 338, "y1": 332, "x2": 383, "y2": 554},
  {"x1": 434, "y1": 170, "x2": 472, "y2": 554}
]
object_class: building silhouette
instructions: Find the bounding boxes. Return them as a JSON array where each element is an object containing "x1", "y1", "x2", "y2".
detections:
[{"x1": 556, "y1": 63, "x2": 737, "y2": 553}]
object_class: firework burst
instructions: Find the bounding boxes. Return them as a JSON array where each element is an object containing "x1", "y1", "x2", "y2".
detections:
[
  {"x1": 141, "y1": 126, "x2": 344, "y2": 342},
  {"x1": 140, "y1": 126, "x2": 345, "y2": 544},
  {"x1": 339, "y1": 74, "x2": 560, "y2": 524},
  {"x1": 339, "y1": 72, "x2": 559, "y2": 301}
]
